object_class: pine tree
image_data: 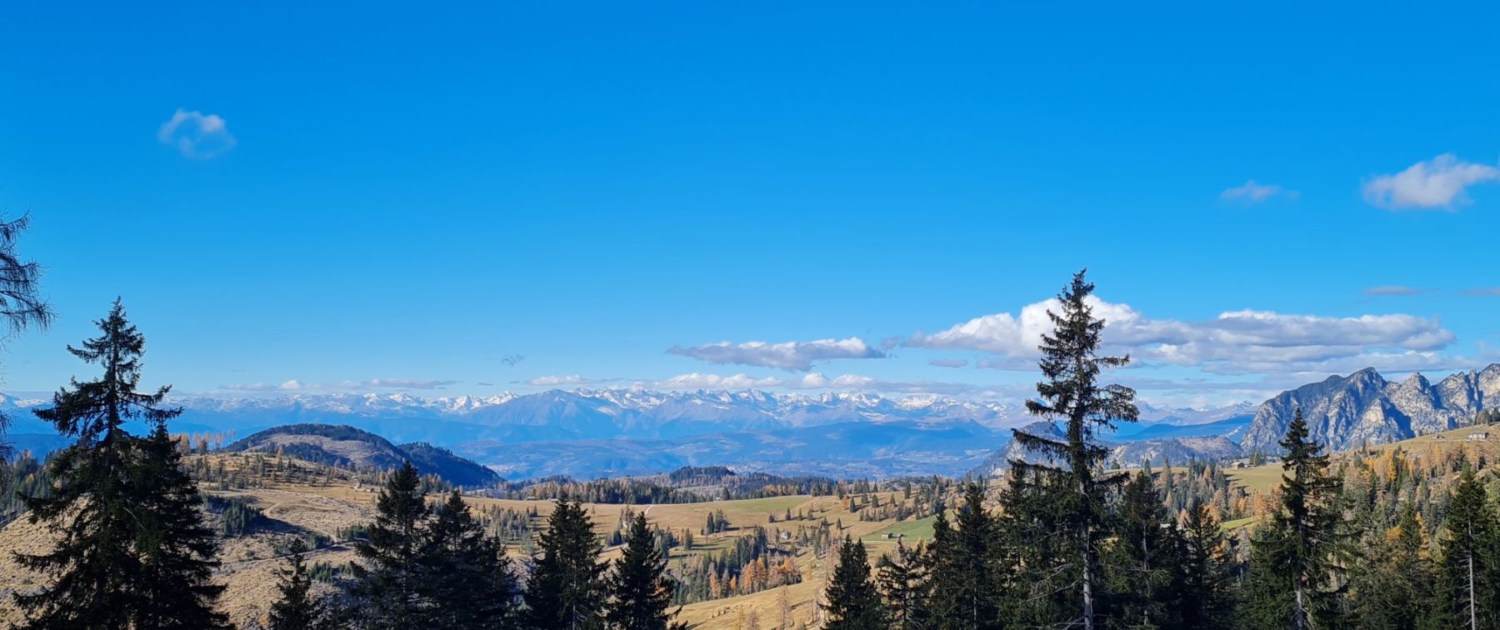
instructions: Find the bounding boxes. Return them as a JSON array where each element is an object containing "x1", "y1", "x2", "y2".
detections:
[
  {"x1": 269, "y1": 538, "x2": 328, "y2": 630},
  {"x1": 822, "y1": 536, "x2": 887, "y2": 630},
  {"x1": 876, "y1": 539, "x2": 930, "y2": 630},
  {"x1": 422, "y1": 489, "x2": 520, "y2": 629},
  {"x1": 928, "y1": 483, "x2": 1005, "y2": 629},
  {"x1": 525, "y1": 498, "x2": 607, "y2": 630},
  {"x1": 129, "y1": 421, "x2": 231, "y2": 628},
  {"x1": 1243, "y1": 409, "x2": 1350, "y2": 630},
  {"x1": 1178, "y1": 499, "x2": 1235, "y2": 629},
  {"x1": 1434, "y1": 468, "x2": 1500, "y2": 630},
  {"x1": 349, "y1": 461, "x2": 432, "y2": 629},
  {"x1": 605, "y1": 512, "x2": 685, "y2": 630},
  {"x1": 1010, "y1": 270, "x2": 1139, "y2": 630},
  {"x1": 13, "y1": 301, "x2": 210, "y2": 629},
  {"x1": 1104, "y1": 471, "x2": 1183, "y2": 630}
]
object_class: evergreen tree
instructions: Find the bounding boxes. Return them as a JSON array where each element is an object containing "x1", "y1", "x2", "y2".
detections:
[
  {"x1": 1351, "y1": 505, "x2": 1433, "y2": 630},
  {"x1": 1178, "y1": 499, "x2": 1235, "y2": 629},
  {"x1": 605, "y1": 512, "x2": 686, "y2": 630},
  {"x1": 1434, "y1": 468, "x2": 1500, "y2": 630},
  {"x1": 12, "y1": 301, "x2": 207, "y2": 629},
  {"x1": 422, "y1": 489, "x2": 520, "y2": 629},
  {"x1": 268, "y1": 538, "x2": 328, "y2": 630},
  {"x1": 928, "y1": 483, "x2": 1005, "y2": 629},
  {"x1": 822, "y1": 536, "x2": 887, "y2": 630},
  {"x1": 349, "y1": 461, "x2": 432, "y2": 629},
  {"x1": 1242, "y1": 409, "x2": 1350, "y2": 630},
  {"x1": 1104, "y1": 471, "x2": 1183, "y2": 630},
  {"x1": 0, "y1": 212, "x2": 50, "y2": 464},
  {"x1": 1010, "y1": 270, "x2": 1139, "y2": 630},
  {"x1": 525, "y1": 498, "x2": 607, "y2": 630},
  {"x1": 997, "y1": 465, "x2": 1075, "y2": 626},
  {"x1": 876, "y1": 540, "x2": 930, "y2": 630},
  {"x1": 129, "y1": 421, "x2": 231, "y2": 628}
]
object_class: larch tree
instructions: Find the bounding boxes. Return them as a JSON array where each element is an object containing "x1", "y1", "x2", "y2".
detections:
[
  {"x1": 0, "y1": 212, "x2": 51, "y2": 463},
  {"x1": 1010, "y1": 270, "x2": 1139, "y2": 630}
]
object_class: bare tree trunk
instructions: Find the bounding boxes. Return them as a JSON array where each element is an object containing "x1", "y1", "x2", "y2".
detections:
[
  {"x1": 1470, "y1": 550, "x2": 1478, "y2": 630},
  {"x1": 1295, "y1": 581, "x2": 1305, "y2": 630}
]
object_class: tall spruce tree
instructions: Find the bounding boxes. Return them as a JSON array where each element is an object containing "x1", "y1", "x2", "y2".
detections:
[
  {"x1": 1352, "y1": 505, "x2": 1433, "y2": 630},
  {"x1": 876, "y1": 540, "x2": 931, "y2": 630},
  {"x1": 129, "y1": 421, "x2": 231, "y2": 628},
  {"x1": 349, "y1": 461, "x2": 432, "y2": 630},
  {"x1": 822, "y1": 536, "x2": 887, "y2": 630},
  {"x1": 1435, "y1": 468, "x2": 1500, "y2": 630},
  {"x1": 268, "y1": 538, "x2": 328, "y2": 630},
  {"x1": 605, "y1": 512, "x2": 686, "y2": 630},
  {"x1": 13, "y1": 301, "x2": 212, "y2": 629},
  {"x1": 421, "y1": 489, "x2": 520, "y2": 629},
  {"x1": 1010, "y1": 270, "x2": 1139, "y2": 630},
  {"x1": 1178, "y1": 499, "x2": 1235, "y2": 629},
  {"x1": 997, "y1": 465, "x2": 1075, "y2": 626},
  {"x1": 928, "y1": 483, "x2": 1005, "y2": 629},
  {"x1": 1243, "y1": 409, "x2": 1350, "y2": 630},
  {"x1": 525, "y1": 498, "x2": 607, "y2": 630},
  {"x1": 1104, "y1": 470, "x2": 1184, "y2": 630}
]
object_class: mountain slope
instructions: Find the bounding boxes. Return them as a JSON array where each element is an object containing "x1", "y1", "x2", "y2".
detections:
[
  {"x1": 1240, "y1": 364, "x2": 1500, "y2": 454},
  {"x1": 224, "y1": 424, "x2": 500, "y2": 487}
]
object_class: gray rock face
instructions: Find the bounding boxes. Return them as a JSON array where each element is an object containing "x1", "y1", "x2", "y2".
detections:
[{"x1": 1241, "y1": 364, "x2": 1500, "y2": 454}]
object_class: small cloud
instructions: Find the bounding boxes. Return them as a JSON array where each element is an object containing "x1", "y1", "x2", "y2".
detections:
[
  {"x1": 521, "y1": 375, "x2": 612, "y2": 387},
  {"x1": 222, "y1": 379, "x2": 304, "y2": 392},
  {"x1": 928, "y1": 358, "x2": 969, "y2": 368},
  {"x1": 1363, "y1": 285, "x2": 1426, "y2": 297},
  {"x1": 1221, "y1": 180, "x2": 1296, "y2": 203},
  {"x1": 668, "y1": 337, "x2": 887, "y2": 372},
  {"x1": 476, "y1": 382, "x2": 496, "y2": 387},
  {"x1": 499, "y1": 355, "x2": 526, "y2": 366},
  {"x1": 1363, "y1": 154, "x2": 1500, "y2": 210},
  {"x1": 1461, "y1": 287, "x2": 1500, "y2": 296},
  {"x1": 157, "y1": 109, "x2": 236, "y2": 159}
]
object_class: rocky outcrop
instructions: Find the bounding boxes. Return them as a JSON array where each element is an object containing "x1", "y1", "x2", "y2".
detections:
[{"x1": 1241, "y1": 364, "x2": 1500, "y2": 454}]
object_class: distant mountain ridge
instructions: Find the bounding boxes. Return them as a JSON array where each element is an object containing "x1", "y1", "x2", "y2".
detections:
[
  {"x1": 1241, "y1": 364, "x2": 1500, "y2": 454},
  {"x1": 1, "y1": 389, "x2": 1254, "y2": 479}
]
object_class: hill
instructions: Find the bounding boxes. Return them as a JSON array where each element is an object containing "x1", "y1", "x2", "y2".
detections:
[{"x1": 224, "y1": 424, "x2": 500, "y2": 487}]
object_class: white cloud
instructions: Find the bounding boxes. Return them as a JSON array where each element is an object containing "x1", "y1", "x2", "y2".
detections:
[
  {"x1": 668, "y1": 337, "x2": 887, "y2": 371},
  {"x1": 1461, "y1": 287, "x2": 1500, "y2": 297},
  {"x1": 911, "y1": 295, "x2": 1458, "y2": 377},
  {"x1": 1363, "y1": 154, "x2": 1500, "y2": 210},
  {"x1": 157, "y1": 109, "x2": 237, "y2": 159},
  {"x1": 652, "y1": 373, "x2": 788, "y2": 389},
  {"x1": 1221, "y1": 180, "x2": 1296, "y2": 203},
  {"x1": 221, "y1": 378, "x2": 457, "y2": 392},
  {"x1": 929, "y1": 358, "x2": 969, "y2": 368},
  {"x1": 521, "y1": 375, "x2": 613, "y2": 387}
]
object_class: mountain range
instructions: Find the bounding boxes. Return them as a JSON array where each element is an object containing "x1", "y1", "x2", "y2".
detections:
[
  {"x1": 1241, "y1": 364, "x2": 1500, "y2": 454},
  {"x1": 9, "y1": 363, "x2": 1491, "y2": 479},
  {"x1": 0, "y1": 389, "x2": 1251, "y2": 478}
]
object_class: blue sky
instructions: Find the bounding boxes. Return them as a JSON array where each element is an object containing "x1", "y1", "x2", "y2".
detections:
[{"x1": 2, "y1": 2, "x2": 1499, "y2": 407}]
